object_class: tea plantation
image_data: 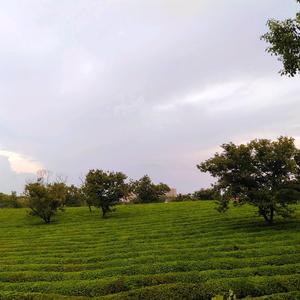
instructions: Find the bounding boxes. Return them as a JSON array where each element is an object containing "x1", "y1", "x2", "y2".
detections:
[{"x1": 0, "y1": 202, "x2": 300, "y2": 299}]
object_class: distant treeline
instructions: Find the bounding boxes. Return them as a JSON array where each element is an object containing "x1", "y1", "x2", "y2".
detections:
[
  {"x1": 0, "y1": 170, "x2": 216, "y2": 224},
  {"x1": 4, "y1": 136, "x2": 300, "y2": 225},
  {"x1": 0, "y1": 184, "x2": 215, "y2": 209},
  {"x1": 174, "y1": 188, "x2": 219, "y2": 202},
  {"x1": 0, "y1": 192, "x2": 28, "y2": 208}
]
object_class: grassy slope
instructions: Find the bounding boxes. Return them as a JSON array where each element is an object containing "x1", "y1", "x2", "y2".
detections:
[{"x1": 0, "y1": 202, "x2": 299, "y2": 299}]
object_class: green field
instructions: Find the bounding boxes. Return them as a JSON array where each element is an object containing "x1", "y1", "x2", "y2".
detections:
[{"x1": 0, "y1": 202, "x2": 300, "y2": 299}]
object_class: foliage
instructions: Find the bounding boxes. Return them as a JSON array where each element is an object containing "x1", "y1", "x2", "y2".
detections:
[
  {"x1": 0, "y1": 192, "x2": 23, "y2": 208},
  {"x1": 198, "y1": 137, "x2": 300, "y2": 223},
  {"x1": 83, "y1": 169, "x2": 128, "y2": 217},
  {"x1": 261, "y1": 0, "x2": 300, "y2": 76},
  {"x1": 173, "y1": 193, "x2": 194, "y2": 202},
  {"x1": 25, "y1": 181, "x2": 66, "y2": 223},
  {"x1": 16, "y1": 196, "x2": 30, "y2": 208},
  {"x1": 193, "y1": 187, "x2": 219, "y2": 200},
  {"x1": 0, "y1": 202, "x2": 299, "y2": 298},
  {"x1": 64, "y1": 185, "x2": 85, "y2": 207},
  {"x1": 173, "y1": 189, "x2": 220, "y2": 202},
  {"x1": 131, "y1": 175, "x2": 170, "y2": 203}
]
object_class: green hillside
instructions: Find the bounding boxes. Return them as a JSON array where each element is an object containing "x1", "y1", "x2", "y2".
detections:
[{"x1": 0, "y1": 202, "x2": 300, "y2": 299}]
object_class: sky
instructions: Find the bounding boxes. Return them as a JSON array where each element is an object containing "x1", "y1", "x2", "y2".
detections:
[{"x1": 0, "y1": 0, "x2": 299, "y2": 194}]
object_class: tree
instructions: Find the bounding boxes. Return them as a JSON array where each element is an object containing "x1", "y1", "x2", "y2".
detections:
[
  {"x1": 10, "y1": 191, "x2": 22, "y2": 208},
  {"x1": 0, "y1": 192, "x2": 21, "y2": 208},
  {"x1": 193, "y1": 188, "x2": 218, "y2": 200},
  {"x1": 25, "y1": 180, "x2": 66, "y2": 223},
  {"x1": 261, "y1": 0, "x2": 300, "y2": 76},
  {"x1": 198, "y1": 137, "x2": 300, "y2": 223},
  {"x1": 132, "y1": 175, "x2": 170, "y2": 203},
  {"x1": 174, "y1": 193, "x2": 194, "y2": 202},
  {"x1": 65, "y1": 185, "x2": 84, "y2": 207},
  {"x1": 83, "y1": 169, "x2": 128, "y2": 217}
]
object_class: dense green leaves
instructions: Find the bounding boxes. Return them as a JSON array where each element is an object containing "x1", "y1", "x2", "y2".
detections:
[
  {"x1": 193, "y1": 188, "x2": 218, "y2": 200},
  {"x1": 65, "y1": 185, "x2": 85, "y2": 207},
  {"x1": 198, "y1": 137, "x2": 300, "y2": 223},
  {"x1": 130, "y1": 175, "x2": 170, "y2": 203},
  {"x1": 0, "y1": 192, "x2": 23, "y2": 208},
  {"x1": 83, "y1": 169, "x2": 128, "y2": 217},
  {"x1": 261, "y1": 0, "x2": 300, "y2": 76},
  {"x1": 25, "y1": 181, "x2": 66, "y2": 223}
]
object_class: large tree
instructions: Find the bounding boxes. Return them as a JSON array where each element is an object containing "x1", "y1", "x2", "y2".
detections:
[
  {"x1": 261, "y1": 0, "x2": 300, "y2": 76},
  {"x1": 198, "y1": 137, "x2": 300, "y2": 223},
  {"x1": 83, "y1": 170, "x2": 128, "y2": 217}
]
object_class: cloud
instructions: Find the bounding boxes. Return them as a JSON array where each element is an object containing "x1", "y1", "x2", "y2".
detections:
[
  {"x1": 0, "y1": 150, "x2": 43, "y2": 174},
  {"x1": 0, "y1": 0, "x2": 299, "y2": 193},
  {"x1": 153, "y1": 80, "x2": 246, "y2": 112},
  {"x1": 153, "y1": 76, "x2": 299, "y2": 114}
]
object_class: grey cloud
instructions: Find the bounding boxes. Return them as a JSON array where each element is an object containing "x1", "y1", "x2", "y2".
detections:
[{"x1": 0, "y1": 0, "x2": 299, "y2": 193}]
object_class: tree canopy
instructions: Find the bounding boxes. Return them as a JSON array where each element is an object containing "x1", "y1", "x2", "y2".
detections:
[
  {"x1": 261, "y1": 0, "x2": 300, "y2": 76},
  {"x1": 25, "y1": 180, "x2": 66, "y2": 223},
  {"x1": 131, "y1": 175, "x2": 170, "y2": 203},
  {"x1": 65, "y1": 185, "x2": 85, "y2": 207},
  {"x1": 83, "y1": 169, "x2": 128, "y2": 217},
  {"x1": 193, "y1": 188, "x2": 218, "y2": 201},
  {"x1": 198, "y1": 137, "x2": 300, "y2": 223}
]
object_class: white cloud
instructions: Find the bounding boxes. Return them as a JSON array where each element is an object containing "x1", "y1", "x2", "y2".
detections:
[
  {"x1": 153, "y1": 76, "x2": 299, "y2": 114},
  {"x1": 153, "y1": 80, "x2": 245, "y2": 112},
  {"x1": 0, "y1": 150, "x2": 43, "y2": 174}
]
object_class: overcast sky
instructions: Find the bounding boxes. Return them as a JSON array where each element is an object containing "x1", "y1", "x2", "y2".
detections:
[{"x1": 0, "y1": 0, "x2": 299, "y2": 194}]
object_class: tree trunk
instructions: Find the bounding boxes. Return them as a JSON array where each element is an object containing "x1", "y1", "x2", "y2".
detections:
[
  {"x1": 43, "y1": 216, "x2": 51, "y2": 224},
  {"x1": 269, "y1": 207, "x2": 274, "y2": 223},
  {"x1": 261, "y1": 212, "x2": 270, "y2": 223},
  {"x1": 101, "y1": 207, "x2": 106, "y2": 218},
  {"x1": 261, "y1": 208, "x2": 274, "y2": 224}
]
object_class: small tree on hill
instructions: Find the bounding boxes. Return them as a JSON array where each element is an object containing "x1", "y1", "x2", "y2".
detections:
[
  {"x1": 83, "y1": 169, "x2": 128, "y2": 217},
  {"x1": 132, "y1": 175, "x2": 170, "y2": 203},
  {"x1": 198, "y1": 137, "x2": 300, "y2": 223},
  {"x1": 25, "y1": 180, "x2": 66, "y2": 223},
  {"x1": 10, "y1": 191, "x2": 21, "y2": 208},
  {"x1": 65, "y1": 185, "x2": 84, "y2": 207},
  {"x1": 174, "y1": 193, "x2": 194, "y2": 202},
  {"x1": 193, "y1": 187, "x2": 218, "y2": 200}
]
